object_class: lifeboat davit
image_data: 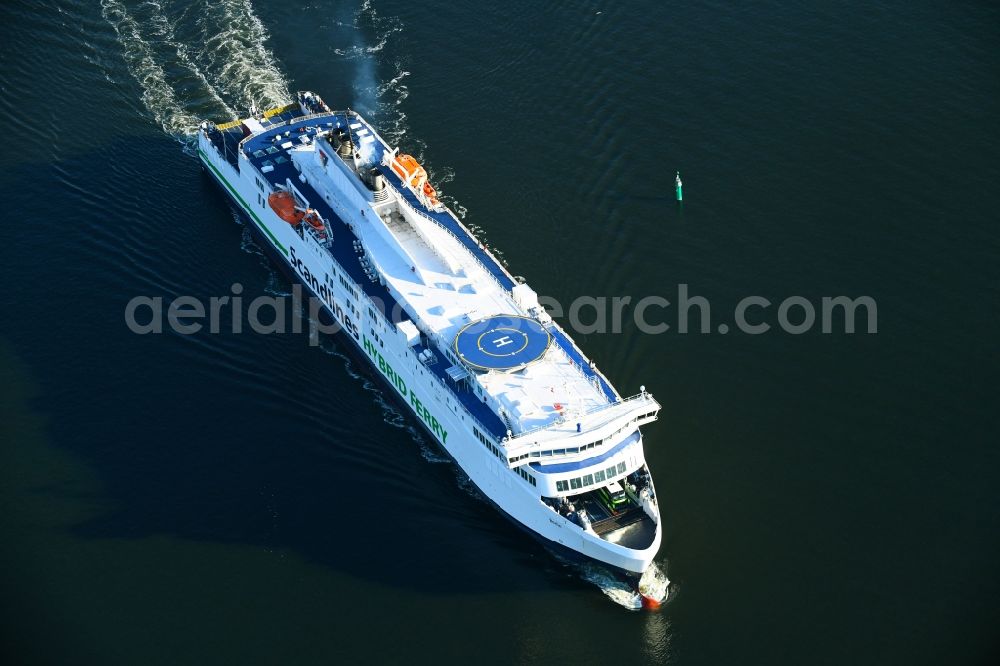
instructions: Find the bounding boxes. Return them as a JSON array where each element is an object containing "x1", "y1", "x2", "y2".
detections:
[{"x1": 268, "y1": 191, "x2": 304, "y2": 225}]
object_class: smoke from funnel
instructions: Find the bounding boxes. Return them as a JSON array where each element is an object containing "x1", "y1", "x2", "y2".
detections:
[{"x1": 353, "y1": 55, "x2": 378, "y2": 116}]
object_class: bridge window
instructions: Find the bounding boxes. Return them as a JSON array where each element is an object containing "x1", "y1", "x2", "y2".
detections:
[
  {"x1": 606, "y1": 466, "x2": 617, "y2": 479},
  {"x1": 582, "y1": 474, "x2": 594, "y2": 486},
  {"x1": 570, "y1": 478, "x2": 582, "y2": 490},
  {"x1": 556, "y1": 480, "x2": 568, "y2": 492},
  {"x1": 594, "y1": 470, "x2": 605, "y2": 483},
  {"x1": 617, "y1": 462, "x2": 626, "y2": 474}
]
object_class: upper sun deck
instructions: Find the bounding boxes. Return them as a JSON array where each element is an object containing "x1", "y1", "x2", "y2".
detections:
[
  {"x1": 203, "y1": 102, "x2": 309, "y2": 168},
  {"x1": 203, "y1": 95, "x2": 639, "y2": 444},
  {"x1": 327, "y1": 115, "x2": 619, "y2": 434}
]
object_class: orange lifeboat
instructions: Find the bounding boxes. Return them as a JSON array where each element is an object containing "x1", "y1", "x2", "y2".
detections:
[
  {"x1": 390, "y1": 153, "x2": 425, "y2": 187},
  {"x1": 391, "y1": 154, "x2": 439, "y2": 205},
  {"x1": 268, "y1": 191, "x2": 305, "y2": 225},
  {"x1": 303, "y1": 209, "x2": 327, "y2": 237},
  {"x1": 422, "y1": 181, "x2": 439, "y2": 205}
]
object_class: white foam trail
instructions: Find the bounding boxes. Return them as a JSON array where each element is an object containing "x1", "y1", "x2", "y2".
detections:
[
  {"x1": 638, "y1": 561, "x2": 671, "y2": 604},
  {"x1": 573, "y1": 560, "x2": 670, "y2": 610},
  {"x1": 143, "y1": 2, "x2": 235, "y2": 115},
  {"x1": 452, "y1": 469, "x2": 485, "y2": 501},
  {"x1": 101, "y1": 0, "x2": 290, "y2": 140},
  {"x1": 374, "y1": 64, "x2": 412, "y2": 147},
  {"x1": 101, "y1": 0, "x2": 204, "y2": 137},
  {"x1": 316, "y1": 343, "x2": 431, "y2": 451},
  {"x1": 264, "y1": 272, "x2": 292, "y2": 298},
  {"x1": 332, "y1": 27, "x2": 401, "y2": 59},
  {"x1": 577, "y1": 562, "x2": 643, "y2": 610},
  {"x1": 193, "y1": 0, "x2": 291, "y2": 110},
  {"x1": 419, "y1": 442, "x2": 451, "y2": 464}
]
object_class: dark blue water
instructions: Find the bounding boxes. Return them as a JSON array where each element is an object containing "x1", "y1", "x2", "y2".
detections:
[{"x1": 1, "y1": 1, "x2": 998, "y2": 664}]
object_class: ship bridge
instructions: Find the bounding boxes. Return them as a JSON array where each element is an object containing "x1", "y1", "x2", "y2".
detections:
[{"x1": 500, "y1": 390, "x2": 661, "y2": 469}]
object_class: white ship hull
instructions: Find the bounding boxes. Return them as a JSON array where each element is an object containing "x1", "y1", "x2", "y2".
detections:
[{"x1": 197, "y1": 98, "x2": 662, "y2": 579}]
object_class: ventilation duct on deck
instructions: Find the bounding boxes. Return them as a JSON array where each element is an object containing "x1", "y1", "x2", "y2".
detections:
[
  {"x1": 333, "y1": 128, "x2": 354, "y2": 158},
  {"x1": 368, "y1": 167, "x2": 389, "y2": 202}
]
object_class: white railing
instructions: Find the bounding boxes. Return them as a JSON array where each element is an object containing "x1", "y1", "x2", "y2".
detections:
[
  {"x1": 425, "y1": 359, "x2": 502, "y2": 442},
  {"x1": 372, "y1": 301, "x2": 501, "y2": 442},
  {"x1": 502, "y1": 391, "x2": 660, "y2": 447},
  {"x1": 229, "y1": 106, "x2": 518, "y2": 305},
  {"x1": 381, "y1": 179, "x2": 619, "y2": 401},
  {"x1": 389, "y1": 185, "x2": 509, "y2": 294},
  {"x1": 237, "y1": 111, "x2": 339, "y2": 151},
  {"x1": 232, "y1": 107, "x2": 627, "y2": 446}
]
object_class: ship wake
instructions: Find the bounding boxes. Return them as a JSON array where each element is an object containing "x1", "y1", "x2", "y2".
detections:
[
  {"x1": 100, "y1": 0, "x2": 485, "y2": 237},
  {"x1": 100, "y1": 0, "x2": 290, "y2": 143},
  {"x1": 578, "y1": 561, "x2": 671, "y2": 611}
]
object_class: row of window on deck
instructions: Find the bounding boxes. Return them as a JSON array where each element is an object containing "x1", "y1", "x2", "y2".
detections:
[
  {"x1": 555, "y1": 462, "x2": 628, "y2": 493},
  {"x1": 473, "y1": 426, "x2": 537, "y2": 487}
]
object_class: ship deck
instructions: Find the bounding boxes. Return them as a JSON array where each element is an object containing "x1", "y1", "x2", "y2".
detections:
[
  {"x1": 206, "y1": 106, "x2": 307, "y2": 169},
  {"x1": 213, "y1": 109, "x2": 622, "y2": 442},
  {"x1": 208, "y1": 115, "x2": 506, "y2": 439}
]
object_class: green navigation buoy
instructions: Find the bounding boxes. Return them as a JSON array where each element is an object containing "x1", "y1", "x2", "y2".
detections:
[{"x1": 675, "y1": 171, "x2": 683, "y2": 201}]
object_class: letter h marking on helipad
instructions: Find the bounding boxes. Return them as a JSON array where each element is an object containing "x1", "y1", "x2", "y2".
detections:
[{"x1": 492, "y1": 335, "x2": 514, "y2": 348}]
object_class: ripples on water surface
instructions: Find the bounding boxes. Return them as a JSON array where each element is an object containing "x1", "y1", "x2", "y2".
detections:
[{"x1": 1, "y1": 0, "x2": 998, "y2": 664}]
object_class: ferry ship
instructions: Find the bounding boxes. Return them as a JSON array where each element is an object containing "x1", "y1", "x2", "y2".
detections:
[{"x1": 198, "y1": 92, "x2": 665, "y2": 605}]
